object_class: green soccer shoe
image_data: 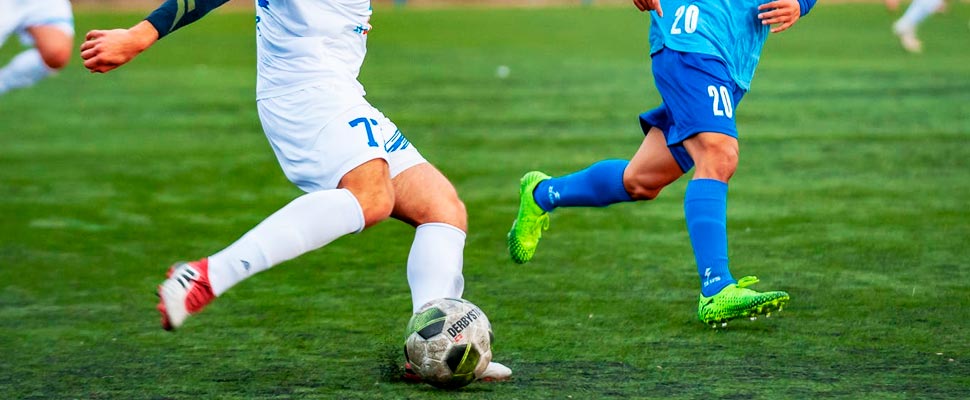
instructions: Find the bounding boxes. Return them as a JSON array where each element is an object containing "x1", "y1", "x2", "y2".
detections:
[
  {"x1": 697, "y1": 276, "x2": 789, "y2": 327},
  {"x1": 507, "y1": 171, "x2": 551, "y2": 264}
]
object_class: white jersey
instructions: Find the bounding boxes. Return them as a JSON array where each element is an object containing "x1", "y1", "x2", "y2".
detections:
[
  {"x1": 0, "y1": 0, "x2": 74, "y2": 47},
  {"x1": 255, "y1": 0, "x2": 372, "y2": 100}
]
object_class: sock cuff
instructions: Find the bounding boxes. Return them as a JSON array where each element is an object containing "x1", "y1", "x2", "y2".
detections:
[
  {"x1": 416, "y1": 222, "x2": 467, "y2": 240},
  {"x1": 686, "y1": 179, "x2": 728, "y2": 201},
  {"x1": 335, "y1": 188, "x2": 366, "y2": 234},
  {"x1": 601, "y1": 159, "x2": 633, "y2": 202}
]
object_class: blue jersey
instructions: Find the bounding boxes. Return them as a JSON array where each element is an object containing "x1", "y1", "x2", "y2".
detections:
[
  {"x1": 649, "y1": 0, "x2": 765, "y2": 90},
  {"x1": 648, "y1": 0, "x2": 815, "y2": 90}
]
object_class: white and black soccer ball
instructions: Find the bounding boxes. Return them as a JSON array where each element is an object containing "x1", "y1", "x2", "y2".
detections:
[{"x1": 404, "y1": 298, "x2": 493, "y2": 389}]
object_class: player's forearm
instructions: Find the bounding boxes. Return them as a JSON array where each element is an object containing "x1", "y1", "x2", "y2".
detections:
[
  {"x1": 145, "y1": 0, "x2": 232, "y2": 39},
  {"x1": 797, "y1": 0, "x2": 817, "y2": 16}
]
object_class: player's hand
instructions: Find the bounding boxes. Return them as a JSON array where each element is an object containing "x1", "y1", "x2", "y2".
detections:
[
  {"x1": 633, "y1": 0, "x2": 664, "y2": 18},
  {"x1": 758, "y1": 0, "x2": 802, "y2": 33},
  {"x1": 80, "y1": 21, "x2": 159, "y2": 73}
]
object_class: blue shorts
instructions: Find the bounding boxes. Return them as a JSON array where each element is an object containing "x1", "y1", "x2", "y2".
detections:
[{"x1": 639, "y1": 48, "x2": 746, "y2": 172}]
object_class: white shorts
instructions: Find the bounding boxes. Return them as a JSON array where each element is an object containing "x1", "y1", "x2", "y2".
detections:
[
  {"x1": 0, "y1": 0, "x2": 74, "y2": 47},
  {"x1": 257, "y1": 84, "x2": 427, "y2": 193}
]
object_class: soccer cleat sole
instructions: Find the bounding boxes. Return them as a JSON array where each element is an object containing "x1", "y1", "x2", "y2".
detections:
[
  {"x1": 157, "y1": 291, "x2": 174, "y2": 331},
  {"x1": 705, "y1": 296, "x2": 789, "y2": 328},
  {"x1": 507, "y1": 225, "x2": 536, "y2": 265},
  {"x1": 158, "y1": 279, "x2": 189, "y2": 331}
]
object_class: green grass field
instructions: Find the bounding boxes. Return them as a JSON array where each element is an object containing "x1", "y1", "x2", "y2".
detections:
[{"x1": 2, "y1": 4, "x2": 969, "y2": 399}]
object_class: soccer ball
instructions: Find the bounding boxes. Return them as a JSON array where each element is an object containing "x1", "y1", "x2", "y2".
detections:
[{"x1": 404, "y1": 298, "x2": 493, "y2": 389}]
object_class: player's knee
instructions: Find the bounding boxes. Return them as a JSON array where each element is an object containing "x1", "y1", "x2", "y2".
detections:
[
  {"x1": 697, "y1": 146, "x2": 739, "y2": 181},
  {"x1": 623, "y1": 170, "x2": 665, "y2": 201},
  {"x1": 420, "y1": 194, "x2": 468, "y2": 229},
  {"x1": 357, "y1": 188, "x2": 395, "y2": 227},
  {"x1": 438, "y1": 196, "x2": 467, "y2": 228},
  {"x1": 623, "y1": 179, "x2": 663, "y2": 201}
]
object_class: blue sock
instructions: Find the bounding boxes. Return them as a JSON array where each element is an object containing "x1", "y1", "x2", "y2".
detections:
[
  {"x1": 533, "y1": 159, "x2": 633, "y2": 212},
  {"x1": 685, "y1": 179, "x2": 736, "y2": 297}
]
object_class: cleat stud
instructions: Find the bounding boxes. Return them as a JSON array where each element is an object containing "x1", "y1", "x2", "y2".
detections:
[
  {"x1": 766, "y1": 313, "x2": 771, "y2": 318},
  {"x1": 721, "y1": 322, "x2": 728, "y2": 328},
  {"x1": 750, "y1": 317, "x2": 757, "y2": 321}
]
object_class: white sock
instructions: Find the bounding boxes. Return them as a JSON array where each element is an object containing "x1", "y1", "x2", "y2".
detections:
[
  {"x1": 407, "y1": 223, "x2": 466, "y2": 313},
  {"x1": 896, "y1": 0, "x2": 943, "y2": 32},
  {"x1": 207, "y1": 188, "x2": 365, "y2": 296},
  {"x1": 0, "y1": 49, "x2": 53, "y2": 95}
]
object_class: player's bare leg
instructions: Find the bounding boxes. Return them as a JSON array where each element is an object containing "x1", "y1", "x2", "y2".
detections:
[
  {"x1": 392, "y1": 162, "x2": 512, "y2": 382},
  {"x1": 623, "y1": 127, "x2": 685, "y2": 200},
  {"x1": 391, "y1": 162, "x2": 466, "y2": 231},
  {"x1": 158, "y1": 159, "x2": 393, "y2": 330},
  {"x1": 682, "y1": 132, "x2": 738, "y2": 182},
  {"x1": 340, "y1": 158, "x2": 395, "y2": 228}
]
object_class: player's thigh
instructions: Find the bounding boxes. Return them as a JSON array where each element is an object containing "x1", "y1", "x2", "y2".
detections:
[
  {"x1": 624, "y1": 126, "x2": 685, "y2": 200},
  {"x1": 338, "y1": 158, "x2": 395, "y2": 228},
  {"x1": 391, "y1": 163, "x2": 466, "y2": 231},
  {"x1": 335, "y1": 110, "x2": 453, "y2": 228},
  {"x1": 682, "y1": 132, "x2": 739, "y2": 181}
]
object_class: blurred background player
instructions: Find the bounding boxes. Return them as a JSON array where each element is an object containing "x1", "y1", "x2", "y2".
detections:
[
  {"x1": 507, "y1": 0, "x2": 815, "y2": 327},
  {"x1": 0, "y1": 0, "x2": 74, "y2": 96},
  {"x1": 886, "y1": 0, "x2": 945, "y2": 53},
  {"x1": 79, "y1": 0, "x2": 510, "y2": 381}
]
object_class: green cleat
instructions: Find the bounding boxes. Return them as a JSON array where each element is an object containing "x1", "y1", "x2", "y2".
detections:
[
  {"x1": 697, "y1": 276, "x2": 789, "y2": 327},
  {"x1": 507, "y1": 171, "x2": 551, "y2": 264}
]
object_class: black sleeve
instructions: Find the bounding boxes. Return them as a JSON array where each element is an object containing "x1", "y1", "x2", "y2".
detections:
[{"x1": 145, "y1": 0, "x2": 232, "y2": 39}]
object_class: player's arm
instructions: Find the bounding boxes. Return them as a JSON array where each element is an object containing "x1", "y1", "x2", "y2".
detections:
[
  {"x1": 758, "y1": 0, "x2": 817, "y2": 34},
  {"x1": 80, "y1": 0, "x2": 231, "y2": 73}
]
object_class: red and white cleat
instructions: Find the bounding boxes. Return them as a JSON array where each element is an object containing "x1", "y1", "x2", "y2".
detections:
[{"x1": 157, "y1": 258, "x2": 214, "y2": 331}]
